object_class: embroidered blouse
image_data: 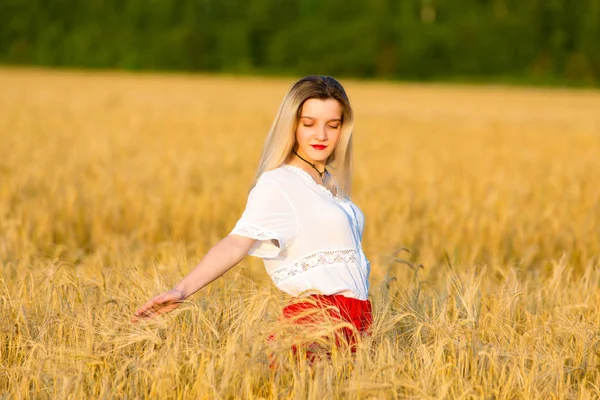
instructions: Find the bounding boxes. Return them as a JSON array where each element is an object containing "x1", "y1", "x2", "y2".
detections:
[{"x1": 229, "y1": 164, "x2": 370, "y2": 300}]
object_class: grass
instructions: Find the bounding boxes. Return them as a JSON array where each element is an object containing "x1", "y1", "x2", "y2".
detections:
[{"x1": 1, "y1": 67, "x2": 600, "y2": 398}]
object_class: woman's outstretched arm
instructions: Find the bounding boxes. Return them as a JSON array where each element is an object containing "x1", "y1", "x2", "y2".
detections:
[{"x1": 131, "y1": 234, "x2": 255, "y2": 322}]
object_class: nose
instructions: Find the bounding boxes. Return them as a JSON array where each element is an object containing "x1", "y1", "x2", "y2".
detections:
[{"x1": 316, "y1": 124, "x2": 328, "y2": 141}]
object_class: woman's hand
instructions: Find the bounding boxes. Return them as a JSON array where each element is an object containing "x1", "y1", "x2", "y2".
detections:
[{"x1": 131, "y1": 289, "x2": 185, "y2": 322}]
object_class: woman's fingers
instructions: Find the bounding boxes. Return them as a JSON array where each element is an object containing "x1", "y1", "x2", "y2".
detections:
[
  {"x1": 135, "y1": 295, "x2": 163, "y2": 315},
  {"x1": 131, "y1": 299, "x2": 158, "y2": 322},
  {"x1": 131, "y1": 290, "x2": 184, "y2": 323}
]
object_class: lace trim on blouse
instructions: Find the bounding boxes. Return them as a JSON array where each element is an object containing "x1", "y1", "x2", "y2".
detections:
[
  {"x1": 231, "y1": 223, "x2": 279, "y2": 241},
  {"x1": 270, "y1": 249, "x2": 359, "y2": 284}
]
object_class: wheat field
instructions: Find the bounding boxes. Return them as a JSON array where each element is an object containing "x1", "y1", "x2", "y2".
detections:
[{"x1": 1, "y1": 68, "x2": 600, "y2": 399}]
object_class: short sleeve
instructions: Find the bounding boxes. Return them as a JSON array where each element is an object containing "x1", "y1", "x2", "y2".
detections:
[{"x1": 229, "y1": 178, "x2": 298, "y2": 259}]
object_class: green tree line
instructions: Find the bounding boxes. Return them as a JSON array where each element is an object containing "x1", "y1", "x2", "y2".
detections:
[{"x1": 1, "y1": 0, "x2": 599, "y2": 84}]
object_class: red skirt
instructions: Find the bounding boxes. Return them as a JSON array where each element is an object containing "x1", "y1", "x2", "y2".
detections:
[{"x1": 269, "y1": 293, "x2": 373, "y2": 363}]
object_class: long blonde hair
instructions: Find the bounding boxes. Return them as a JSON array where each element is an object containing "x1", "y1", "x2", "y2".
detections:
[{"x1": 253, "y1": 76, "x2": 354, "y2": 197}]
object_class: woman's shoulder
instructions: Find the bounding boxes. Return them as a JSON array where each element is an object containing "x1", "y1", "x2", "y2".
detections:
[
  {"x1": 259, "y1": 165, "x2": 289, "y2": 180},
  {"x1": 246, "y1": 167, "x2": 298, "y2": 211},
  {"x1": 253, "y1": 165, "x2": 310, "y2": 202},
  {"x1": 256, "y1": 165, "x2": 299, "y2": 186}
]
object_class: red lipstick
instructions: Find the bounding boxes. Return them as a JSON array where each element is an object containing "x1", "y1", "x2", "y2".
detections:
[{"x1": 311, "y1": 144, "x2": 327, "y2": 150}]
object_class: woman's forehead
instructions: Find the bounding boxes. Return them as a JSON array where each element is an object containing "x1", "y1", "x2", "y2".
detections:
[{"x1": 300, "y1": 98, "x2": 343, "y2": 119}]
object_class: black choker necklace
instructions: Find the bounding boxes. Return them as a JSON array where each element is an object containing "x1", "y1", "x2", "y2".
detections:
[
  {"x1": 292, "y1": 150, "x2": 334, "y2": 192},
  {"x1": 293, "y1": 150, "x2": 327, "y2": 178}
]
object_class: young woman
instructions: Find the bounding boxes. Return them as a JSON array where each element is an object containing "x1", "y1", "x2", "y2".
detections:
[{"x1": 132, "y1": 76, "x2": 372, "y2": 358}]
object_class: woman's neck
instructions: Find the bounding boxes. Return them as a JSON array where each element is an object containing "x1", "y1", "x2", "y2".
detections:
[
  {"x1": 291, "y1": 149, "x2": 326, "y2": 173},
  {"x1": 286, "y1": 159, "x2": 322, "y2": 182},
  {"x1": 285, "y1": 152, "x2": 337, "y2": 195}
]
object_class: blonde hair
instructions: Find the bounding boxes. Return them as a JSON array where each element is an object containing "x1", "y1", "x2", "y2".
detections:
[{"x1": 253, "y1": 76, "x2": 355, "y2": 197}]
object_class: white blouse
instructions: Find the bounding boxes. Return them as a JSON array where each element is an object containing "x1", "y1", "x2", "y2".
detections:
[{"x1": 229, "y1": 164, "x2": 370, "y2": 300}]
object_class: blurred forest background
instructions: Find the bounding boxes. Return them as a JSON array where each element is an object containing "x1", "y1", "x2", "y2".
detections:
[{"x1": 1, "y1": 0, "x2": 599, "y2": 85}]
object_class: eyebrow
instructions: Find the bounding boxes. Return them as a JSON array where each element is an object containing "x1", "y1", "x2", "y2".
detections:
[{"x1": 300, "y1": 116, "x2": 342, "y2": 122}]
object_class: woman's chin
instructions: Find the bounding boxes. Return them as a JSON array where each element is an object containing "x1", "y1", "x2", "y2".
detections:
[{"x1": 304, "y1": 151, "x2": 331, "y2": 164}]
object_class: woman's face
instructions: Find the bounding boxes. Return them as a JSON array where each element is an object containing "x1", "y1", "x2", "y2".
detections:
[{"x1": 295, "y1": 98, "x2": 343, "y2": 165}]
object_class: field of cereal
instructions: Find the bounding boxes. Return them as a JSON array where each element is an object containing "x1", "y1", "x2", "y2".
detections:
[{"x1": 1, "y1": 68, "x2": 600, "y2": 398}]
